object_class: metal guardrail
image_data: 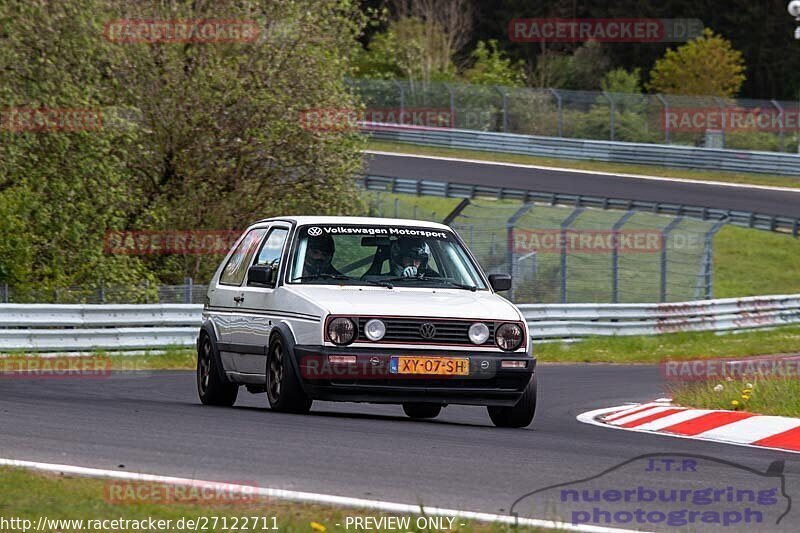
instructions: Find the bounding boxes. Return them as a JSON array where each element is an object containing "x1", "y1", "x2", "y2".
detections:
[
  {"x1": 2, "y1": 297, "x2": 800, "y2": 350},
  {"x1": 519, "y1": 294, "x2": 800, "y2": 341},
  {"x1": 363, "y1": 122, "x2": 800, "y2": 177},
  {"x1": 0, "y1": 304, "x2": 201, "y2": 351},
  {"x1": 357, "y1": 174, "x2": 800, "y2": 236}
]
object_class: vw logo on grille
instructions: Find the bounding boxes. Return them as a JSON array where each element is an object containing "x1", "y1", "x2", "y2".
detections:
[
  {"x1": 307, "y1": 227, "x2": 323, "y2": 236},
  {"x1": 419, "y1": 323, "x2": 437, "y2": 339}
]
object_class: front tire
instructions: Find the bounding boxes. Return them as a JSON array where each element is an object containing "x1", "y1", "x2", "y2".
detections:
[
  {"x1": 197, "y1": 333, "x2": 238, "y2": 406},
  {"x1": 403, "y1": 403, "x2": 442, "y2": 419},
  {"x1": 487, "y1": 374, "x2": 537, "y2": 428},
  {"x1": 266, "y1": 335, "x2": 312, "y2": 414}
]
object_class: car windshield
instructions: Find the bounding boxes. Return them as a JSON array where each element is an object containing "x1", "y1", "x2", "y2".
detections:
[{"x1": 288, "y1": 224, "x2": 487, "y2": 290}]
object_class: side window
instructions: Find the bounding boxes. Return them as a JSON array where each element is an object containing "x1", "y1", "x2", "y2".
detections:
[
  {"x1": 255, "y1": 228, "x2": 288, "y2": 269},
  {"x1": 220, "y1": 228, "x2": 267, "y2": 286}
]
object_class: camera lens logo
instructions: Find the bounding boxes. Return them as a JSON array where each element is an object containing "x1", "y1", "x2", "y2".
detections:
[
  {"x1": 307, "y1": 227, "x2": 323, "y2": 237},
  {"x1": 419, "y1": 323, "x2": 437, "y2": 339}
]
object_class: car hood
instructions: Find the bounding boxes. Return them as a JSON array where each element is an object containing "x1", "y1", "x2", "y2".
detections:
[{"x1": 284, "y1": 285, "x2": 522, "y2": 321}]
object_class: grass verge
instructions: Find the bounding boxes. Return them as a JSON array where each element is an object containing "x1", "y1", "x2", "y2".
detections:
[
  {"x1": 670, "y1": 378, "x2": 800, "y2": 418},
  {"x1": 366, "y1": 140, "x2": 800, "y2": 190},
  {"x1": 535, "y1": 326, "x2": 800, "y2": 364},
  {"x1": 0, "y1": 466, "x2": 553, "y2": 533}
]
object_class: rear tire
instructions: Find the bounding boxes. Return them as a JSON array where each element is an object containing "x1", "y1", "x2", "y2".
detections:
[
  {"x1": 487, "y1": 374, "x2": 537, "y2": 428},
  {"x1": 266, "y1": 335, "x2": 312, "y2": 414},
  {"x1": 402, "y1": 403, "x2": 442, "y2": 419},
  {"x1": 197, "y1": 333, "x2": 238, "y2": 407}
]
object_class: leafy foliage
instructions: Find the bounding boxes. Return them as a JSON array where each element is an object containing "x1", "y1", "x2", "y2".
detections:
[
  {"x1": 0, "y1": 0, "x2": 368, "y2": 291},
  {"x1": 647, "y1": 28, "x2": 746, "y2": 97}
]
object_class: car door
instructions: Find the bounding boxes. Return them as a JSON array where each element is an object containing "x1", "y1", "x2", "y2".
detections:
[
  {"x1": 233, "y1": 224, "x2": 291, "y2": 376},
  {"x1": 211, "y1": 226, "x2": 268, "y2": 372}
]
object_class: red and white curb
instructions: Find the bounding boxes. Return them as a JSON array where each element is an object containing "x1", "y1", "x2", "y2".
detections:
[{"x1": 578, "y1": 399, "x2": 800, "y2": 454}]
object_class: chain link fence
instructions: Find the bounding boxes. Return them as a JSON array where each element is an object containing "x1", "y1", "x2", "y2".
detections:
[
  {"x1": 350, "y1": 78, "x2": 800, "y2": 153},
  {"x1": 449, "y1": 200, "x2": 723, "y2": 303},
  {"x1": 1, "y1": 195, "x2": 724, "y2": 305}
]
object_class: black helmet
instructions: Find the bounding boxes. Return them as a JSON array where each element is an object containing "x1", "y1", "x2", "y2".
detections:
[{"x1": 390, "y1": 238, "x2": 430, "y2": 276}]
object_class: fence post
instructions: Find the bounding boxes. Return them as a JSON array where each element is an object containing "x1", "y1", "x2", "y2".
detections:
[
  {"x1": 444, "y1": 83, "x2": 455, "y2": 128},
  {"x1": 704, "y1": 219, "x2": 727, "y2": 299},
  {"x1": 656, "y1": 94, "x2": 670, "y2": 144},
  {"x1": 184, "y1": 277, "x2": 193, "y2": 304},
  {"x1": 98, "y1": 280, "x2": 105, "y2": 304},
  {"x1": 549, "y1": 88, "x2": 563, "y2": 137},
  {"x1": 714, "y1": 97, "x2": 727, "y2": 148},
  {"x1": 611, "y1": 210, "x2": 637, "y2": 303},
  {"x1": 1, "y1": 283, "x2": 7, "y2": 303},
  {"x1": 772, "y1": 99, "x2": 785, "y2": 152},
  {"x1": 394, "y1": 198, "x2": 399, "y2": 218},
  {"x1": 506, "y1": 204, "x2": 535, "y2": 301},
  {"x1": 560, "y1": 208, "x2": 585, "y2": 303},
  {"x1": 603, "y1": 91, "x2": 616, "y2": 141},
  {"x1": 660, "y1": 217, "x2": 684, "y2": 302},
  {"x1": 494, "y1": 86, "x2": 508, "y2": 132},
  {"x1": 393, "y1": 80, "x2": 405, "y2": 125}
]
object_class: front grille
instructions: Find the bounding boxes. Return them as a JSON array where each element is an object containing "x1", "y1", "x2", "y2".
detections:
[{"x1": 355, "y1": 317, "x2": 495, "y2": 346}]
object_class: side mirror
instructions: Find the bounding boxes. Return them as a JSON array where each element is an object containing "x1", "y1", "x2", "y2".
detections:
[
  {"x1": 247, "y1": 265, "x2": 277, "y2": 287},
  {"x1": 488, "y1": 274, "x2": 512, "y2": 292}
]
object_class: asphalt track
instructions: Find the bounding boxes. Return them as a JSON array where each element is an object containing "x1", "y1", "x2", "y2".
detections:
[
  {"x1": 2, "y1": 366, "x2": 799, "y2": 530},
  {"x1": 364, "y1": 152, "x2": 800, "y2": 218}
]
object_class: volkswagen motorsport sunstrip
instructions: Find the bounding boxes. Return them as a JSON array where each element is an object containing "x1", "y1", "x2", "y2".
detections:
[{"x1": 197, "y1": 216, "x2": 536, "y2": 427}]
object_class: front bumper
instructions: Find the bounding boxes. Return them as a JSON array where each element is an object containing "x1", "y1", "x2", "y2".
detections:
[{"x1": 293, "y1": 345, "x2": 535, "y2": 407}]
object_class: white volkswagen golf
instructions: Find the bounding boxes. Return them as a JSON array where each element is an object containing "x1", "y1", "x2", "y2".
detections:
[{"x1": 197, "y1": 216, "x2": 536, "y2": 428}]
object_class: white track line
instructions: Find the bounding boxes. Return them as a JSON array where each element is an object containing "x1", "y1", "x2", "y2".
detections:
[
  {"x1": 577, "y1": 405, "x2": 800, "y2": 455},
  {"x1": 0, "y1": 457, "x2": 645, "y2": 533},
  {"x1": 364, "y1": 150, "x2": 800, "y2": 194}
]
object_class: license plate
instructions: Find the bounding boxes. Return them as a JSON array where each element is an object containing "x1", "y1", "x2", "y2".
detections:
[{"x1": 389, "y1": 357, "x2": 469, "y2": 376}]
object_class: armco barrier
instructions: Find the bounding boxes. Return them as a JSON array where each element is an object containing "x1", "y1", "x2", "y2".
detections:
[
  {"x1": 362, "y1": 122, "x2": 800, "y2": 177},
  {"x1": 2, "y1": 296, "x2": 800, "y2": 350},
  {"x1": 358, "y1": 174, "x2": 800, "y2": 236}
]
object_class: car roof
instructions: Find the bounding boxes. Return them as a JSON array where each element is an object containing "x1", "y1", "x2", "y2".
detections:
[{"x1": 252, "y1": 216, "x2": 452, "y2": 231}]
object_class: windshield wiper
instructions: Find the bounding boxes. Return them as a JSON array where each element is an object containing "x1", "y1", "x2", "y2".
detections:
[
  {"x1": 292, "y1": 273, "x2": 393, "y2": 289},
  {"x1": 382, "y1": 276, "x2": 478, "y2": 291}
]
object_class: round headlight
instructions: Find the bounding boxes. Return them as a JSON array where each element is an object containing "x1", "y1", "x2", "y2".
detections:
[
  {"x1": 495, "y1": 322, "x2": 523, "y2": 351},
  {"x1": 468, "y1": 322, "x2": 490, "y2": 345},
  {"x1": 364, "y1": 319, "x2": 386, "y2": 341},
  {"x1": 328, "y1": 317, "x2": 356, "y2": 345}
]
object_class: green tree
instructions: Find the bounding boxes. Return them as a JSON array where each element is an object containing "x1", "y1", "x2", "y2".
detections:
[
  {"x1": 354, "y1": 17, "x2": 457, "y2": 84},
  {"x1": 462, "y1": 40, "x2": 524, "y2": 87},
  {"x1": 0, "y1": 0, "x2": 368, "y2": 292},
  {"x1": 647, "y1": 28, "x2": 746, "y2": 97}
]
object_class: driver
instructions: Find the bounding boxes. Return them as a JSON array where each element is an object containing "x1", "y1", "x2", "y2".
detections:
[
  {"x1": 303, "y1": 233, "x2": 340, "y2": 277},
  {"x1": 389, "y1": 238, "x2": 438, "y2": 278}
]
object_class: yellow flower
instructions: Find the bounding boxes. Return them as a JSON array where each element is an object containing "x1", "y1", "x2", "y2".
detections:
[
  {"x1": 311, "y1": 522, "x2": 326, "y2": 533},
  {"x1": 731, "y1": 400, "x2": 740, "y2": 407},
  {"x1": 743, "y1": 389, "x2": 752, "y2": 394}
]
